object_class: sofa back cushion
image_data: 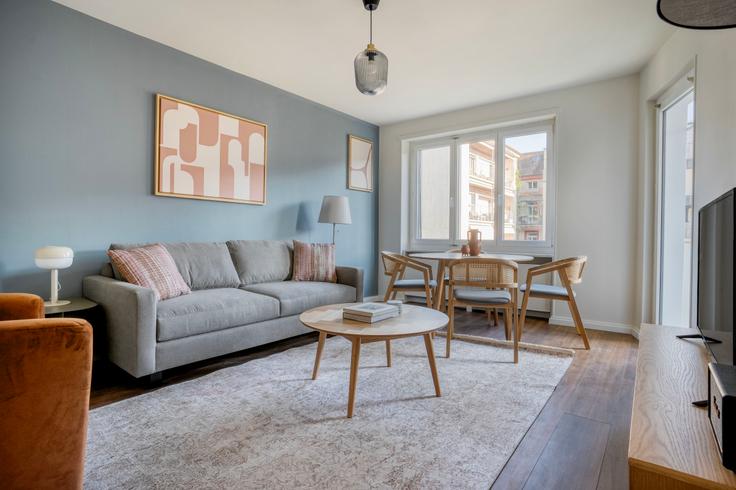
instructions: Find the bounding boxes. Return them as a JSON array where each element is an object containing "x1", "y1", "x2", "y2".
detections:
[
  {"x1": 110, "y1": 242, "x2": 240, "y2": 290},
  {"x1": 227, "y1": 240, "x2": 292, "y2": 286},
  {"x1": 166, "y1": 242, "x2": 240, "y2": 290}
]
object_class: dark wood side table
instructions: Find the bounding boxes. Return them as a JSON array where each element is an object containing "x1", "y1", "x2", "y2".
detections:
[{"x1": 44, "y1": 297, "x2": 97, "y2": 317}]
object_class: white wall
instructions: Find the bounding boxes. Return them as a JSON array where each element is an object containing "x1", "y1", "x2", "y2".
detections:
[
  {"x1": 637, "y1": 29, "x2": 736, "y2": 328},
  {"x1": 379, "y1": 75, "x2": 641, "y2": 332}
]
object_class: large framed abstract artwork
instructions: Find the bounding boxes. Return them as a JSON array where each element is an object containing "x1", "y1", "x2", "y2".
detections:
[
  {"x1": 155, "y1": 94, "x2": 267, "y2": 205},
  {"x1": 347, "y1": 134, "x2": 373, "y2": 192}
]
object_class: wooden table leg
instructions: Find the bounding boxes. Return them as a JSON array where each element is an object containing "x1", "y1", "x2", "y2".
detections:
[
  {"x1": 347, "y1": 337, "x2": 362, "y2": 418},
  {"x1": 311, "y1": 332, "x2": 326, "y2": 380},
  {"x1": 385, "y1": 339, "x2": 392, "y2": 367},
  {"x1": 434, "y1": 260, "x2": 446, "y2": 311},
  {"x1": 423, "y1": 333, "x2": 441, "y2": 397}
]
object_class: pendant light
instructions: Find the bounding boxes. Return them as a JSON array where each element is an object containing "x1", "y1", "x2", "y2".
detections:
[
  {"x1": 354, "y1": 0, "x2": 388, "y2": 95},
  {"x1": 657, "y1": 0, "x2": 736, "y2": 29}
]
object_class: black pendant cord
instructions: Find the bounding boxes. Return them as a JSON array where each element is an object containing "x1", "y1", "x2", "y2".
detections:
[{"x1": 369, "y1": 10, "x2": 373, "y2": 44}]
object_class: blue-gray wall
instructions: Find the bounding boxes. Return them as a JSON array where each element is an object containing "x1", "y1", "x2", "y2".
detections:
[{"x1": 0, "y1": 0, "x2": 379, "y2": 298}]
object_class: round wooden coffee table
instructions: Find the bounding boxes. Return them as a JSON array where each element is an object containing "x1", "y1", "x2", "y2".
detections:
[{"x1": 299, "y1": 303, "x2": 449, "y2": 418}]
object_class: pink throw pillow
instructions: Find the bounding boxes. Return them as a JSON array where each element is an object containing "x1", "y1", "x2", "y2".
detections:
[
  {"x1": 108, "y1": 244, "x2": 190, "y2": 301},
  {"x1": 292, "y1": 240, "x2": 337, "y2": 282}
]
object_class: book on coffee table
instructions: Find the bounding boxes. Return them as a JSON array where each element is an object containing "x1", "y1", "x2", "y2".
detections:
[{"x1": 343, "y1": 303, "x2": 399, "y2": 323}]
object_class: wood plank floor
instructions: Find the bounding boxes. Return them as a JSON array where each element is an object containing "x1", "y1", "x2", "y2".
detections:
[{"x1": 89, "y1": 309, "x2": 638, "y2": 489}]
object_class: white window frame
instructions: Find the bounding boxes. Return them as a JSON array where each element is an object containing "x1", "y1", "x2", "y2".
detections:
[
  {"x1": 408, "y1": 119, "x2": 556, "y2": 255},
  {"x1": 653, "y1": 71, "x2": 696, "y2": 326}
]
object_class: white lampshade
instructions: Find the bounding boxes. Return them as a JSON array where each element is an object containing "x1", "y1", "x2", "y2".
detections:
[
  {"x1": 34, "y1": 246, "x2": 74, "y2": 270},
  {"x1": 318, "y1": 196, "x2": 352, "y2": 225}
]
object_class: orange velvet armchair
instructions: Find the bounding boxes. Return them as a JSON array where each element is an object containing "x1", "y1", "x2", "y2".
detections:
[{"x1": 0, "y1": 293, "x2": 93, "y2": 489}]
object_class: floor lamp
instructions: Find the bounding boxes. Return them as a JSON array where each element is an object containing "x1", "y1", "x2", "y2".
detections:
[{"x1": 318, "y1": 196, "x2": 352, "y2": 244}]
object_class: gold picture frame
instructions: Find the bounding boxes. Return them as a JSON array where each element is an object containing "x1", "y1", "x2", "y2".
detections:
[
  {"x1": 154, "y1": 94, "x2": 268, "y2": 205},
  {"x1": 347, "y1": 134, "x2": 373, "y2": 192}
]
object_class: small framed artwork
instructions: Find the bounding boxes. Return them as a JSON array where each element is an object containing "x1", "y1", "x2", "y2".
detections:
[
  {"x1": 347, "y1": 134, "x2": 373, "y2": 192},
  {"x1": 155, "y1": 94, "x2": 267, "y2": 205}
]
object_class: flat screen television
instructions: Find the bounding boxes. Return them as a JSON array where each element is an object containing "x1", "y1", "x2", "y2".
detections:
[{"x1": 698, "y1": 188, "x2": 736, "y2": 365}]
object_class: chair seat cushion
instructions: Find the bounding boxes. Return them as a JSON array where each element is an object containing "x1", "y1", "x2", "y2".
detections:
[
  {"x1": 393, "y1": 279, "x2": 438, "y2": 288},
  {"x1": 243, "y1": 281, "x2": 356, "y2": 317},
  {"x1": 156, "y1": 288, "x2": 280, "y2": 342},
  {"x1": 454, "y1": 289, "x2": 511, "y2": 304},
  {"x1": 519, "y1": 283, "x2": 574, "y2": 298}
]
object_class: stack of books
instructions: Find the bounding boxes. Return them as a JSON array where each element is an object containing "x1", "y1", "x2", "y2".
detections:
[{"x1": 343, "y1": 303, "x2": 400, "y2": 323}]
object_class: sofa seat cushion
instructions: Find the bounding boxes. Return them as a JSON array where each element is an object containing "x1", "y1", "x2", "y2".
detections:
[
  {"x1": 243, "y1": 281, "x2": 356, "y2": 317},
  {"x1": 156, "y1": 288, "x2": 280, "y2": 342}
]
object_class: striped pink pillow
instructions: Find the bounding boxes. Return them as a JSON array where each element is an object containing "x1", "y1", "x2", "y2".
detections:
[
  {"x1": 108, "y1": 244, "x2": 190, "y2": 301},
  {"x1": 292, "y1": 241, "x2": 337, "y2": 282}
]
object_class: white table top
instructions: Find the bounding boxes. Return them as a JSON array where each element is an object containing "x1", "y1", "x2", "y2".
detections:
[
  {"x1": 409, "y1": 252, "x2": 535, "y2": 263},
  {"x1": 299, "y1": 303, "x2": 448, "y2": 338}
]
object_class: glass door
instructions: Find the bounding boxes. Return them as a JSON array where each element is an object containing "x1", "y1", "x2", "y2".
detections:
[{"x1": 658, "y1": 84, "x2": 695, "y2": 327}]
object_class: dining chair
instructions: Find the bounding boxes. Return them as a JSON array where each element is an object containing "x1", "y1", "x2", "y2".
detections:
[
  {"x1": 445, "y1": 248, "x2": 500, "y2": 326},
  {"x1": 381, "y1": 251, "x2": 436, "y2": 307},
  {"x1": 445, "y1": 258, "x2": 519, "y2": 362},
  {"x1": 518, "y1": 256, "x2": 590, "y2": 349}
]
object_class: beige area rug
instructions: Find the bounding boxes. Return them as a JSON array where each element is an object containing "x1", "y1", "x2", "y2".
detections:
[{"x1": 85, "y1": 336, "x2": 572, "y2": 489}]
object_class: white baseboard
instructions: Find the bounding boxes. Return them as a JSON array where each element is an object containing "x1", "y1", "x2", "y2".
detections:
[
  {"x1": 364, "y1": 295, "x2": 381, "y2": 302},
  {"x1": 549, "y1": 315, "x2": 638, "y2": 338}
]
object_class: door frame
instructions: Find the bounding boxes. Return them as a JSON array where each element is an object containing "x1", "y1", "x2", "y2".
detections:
[{"x1": 653, "y1": 71, "x2": 696, "y2": 325}]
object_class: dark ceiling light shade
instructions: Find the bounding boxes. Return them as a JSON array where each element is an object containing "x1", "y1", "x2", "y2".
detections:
[
  {"x1": 354, "y1": 0, "x2": 388, "y2": 95},
  {"x1": 657, "y1": 0, "x2": 736, "y2": 29}
]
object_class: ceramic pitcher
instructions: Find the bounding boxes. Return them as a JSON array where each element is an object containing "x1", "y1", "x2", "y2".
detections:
[{"x1": 467, "y1": 229, "x2": 482, "y2": 256}]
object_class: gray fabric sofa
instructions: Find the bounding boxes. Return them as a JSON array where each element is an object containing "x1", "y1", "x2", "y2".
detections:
[{"x1": 83, "y1": 240, "x2": 363, "y2": 378}]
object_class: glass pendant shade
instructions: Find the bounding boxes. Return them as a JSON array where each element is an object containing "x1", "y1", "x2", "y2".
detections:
[{"x1": 354, "y1": 44, "x2": 388, "y2": 95}]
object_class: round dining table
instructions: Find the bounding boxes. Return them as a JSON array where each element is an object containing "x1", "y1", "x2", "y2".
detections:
[{"x1": 408, "y1": 252, "x2": 535, "y2": 311}]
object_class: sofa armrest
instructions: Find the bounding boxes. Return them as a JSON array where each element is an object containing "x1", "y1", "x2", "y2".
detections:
[
  {"x1": 0, "y1": 293, "x2": 44, "y2": 321},
  {"x1": 82, "y1": 275, "x2": 157, "y2": 378},
  {"x1": 336, "y1": 266, "x2": 364, "y2": 302}
]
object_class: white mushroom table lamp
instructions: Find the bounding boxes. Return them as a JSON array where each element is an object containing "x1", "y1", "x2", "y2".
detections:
[{"x1": 34, "y1": 246, "x2": 74, "y2": 306}]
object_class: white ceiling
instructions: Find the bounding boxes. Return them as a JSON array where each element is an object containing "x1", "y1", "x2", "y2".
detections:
[{"x1": 53, "y1": 0, "x2": 672, "y2": 125}]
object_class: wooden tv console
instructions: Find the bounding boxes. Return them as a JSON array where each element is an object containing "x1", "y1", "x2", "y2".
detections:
[{"x1": 629, "y1": 324, "x2": 736, "y2": 489}]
